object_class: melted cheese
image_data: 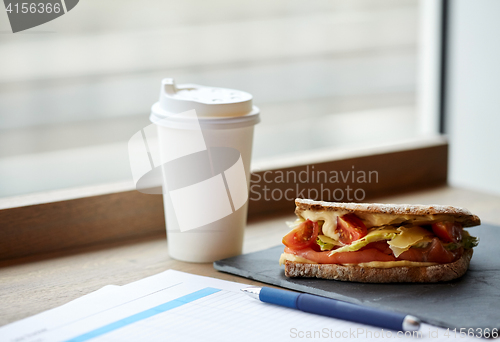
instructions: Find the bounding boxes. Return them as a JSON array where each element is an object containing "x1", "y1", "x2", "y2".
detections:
[
  {"x1": 346, "y1": 261, "x2": 437, "y2": 268},
  {"x1": 279, "y1": 253, "x2": 317, "y2": 265},
  {"x1": 298, "y1": 210, "x2": 453, "y2": 241},
  {"x1": 279, "y1": 253, "x2": 437, "y2": 268},
  {"x1": 299, "y1": 210, "x2": 348, "y2": 240},
  {"x1": 387, "y1": 226, "x2": 434, "y2": 257},
  {"x1": 356, "y1": 213, "x2": 453, "y2": 228}
]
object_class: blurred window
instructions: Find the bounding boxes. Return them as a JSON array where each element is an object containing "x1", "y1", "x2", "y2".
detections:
[{"x1": 0, "y1": 0, "x2": 420, "y2": 198}]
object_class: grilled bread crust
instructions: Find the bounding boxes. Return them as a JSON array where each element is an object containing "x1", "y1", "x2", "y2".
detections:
[{"x1": 295, "y1": 199, "x2": 481, "y2": 228}]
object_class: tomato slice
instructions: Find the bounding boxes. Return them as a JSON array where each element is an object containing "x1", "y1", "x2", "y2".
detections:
[
  {"x1": 397, "y1": 238, "x2": 460, "y2": 263},
  {"x1": 425, "y1": 238, "x2": 461, "y2": 263},
  {"x1": 431, "y1": 221, "x2": 463, "y2": 243},
  {"x1": 282, "y1": 219, "x2": 319, "y2": 250},
  {"x1": 361, "y1": 240, "x2": 394, "y2": 255},
  {"x1": 285, "y1": 238, "x2": 462, "y2": 264},
  {"x1": 336, "y1": 214, "x2": 368, "y2": 244},
  {"x1": 283, "y1": 218, "x2": 464, "y2": 264},
  {"x1": 285, "y1": 247, "x2": 396, "y2": 264}
]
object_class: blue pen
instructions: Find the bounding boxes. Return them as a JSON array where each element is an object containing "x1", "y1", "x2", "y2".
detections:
[{"x1": 241, "y1": 287, "x2": 420, "y2": 332}]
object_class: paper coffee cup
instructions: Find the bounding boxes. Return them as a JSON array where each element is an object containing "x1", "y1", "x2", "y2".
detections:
[{"x1": 149, "y1": 78, "x2": 260, "y2": 262}]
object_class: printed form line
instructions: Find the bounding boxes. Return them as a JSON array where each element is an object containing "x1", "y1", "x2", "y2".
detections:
[
  {"x1": 56, "y1": 282, "x2": 183, "y2": 332},
  {"x1": 64, "y1": 287, "x2": 221, "y2": 342}
]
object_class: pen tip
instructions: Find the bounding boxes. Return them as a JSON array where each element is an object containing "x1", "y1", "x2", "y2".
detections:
[
  {"x1": 402, "y1": 315, "x2": 421, "y2": 331},
  {"x1": 240, "y1": 287, "x2": 261, "y2": 299}
]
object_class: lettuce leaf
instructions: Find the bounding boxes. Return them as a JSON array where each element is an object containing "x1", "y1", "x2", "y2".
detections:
[
  {"x1": 328, "y1": 227, "x2": 398, "y2": 255},
  {"x1": 445, "y1": 235, "x2": 479, "y2": 251},
  {"x1": 316, "y1": 235, "x2": 340, "y2": 251}
]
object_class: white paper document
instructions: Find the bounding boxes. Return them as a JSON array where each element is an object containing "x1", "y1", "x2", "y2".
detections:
[{"x1": 0, "y1": 270, "x2": 479, "y2": 342}]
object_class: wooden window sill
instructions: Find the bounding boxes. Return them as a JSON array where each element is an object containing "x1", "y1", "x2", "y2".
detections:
[
  {"x1": 1, "y1": 185, "x2": 500, "y2": 327},
  {"x1": 0, "y1": 136, "x2": 450, "y2": 261}
]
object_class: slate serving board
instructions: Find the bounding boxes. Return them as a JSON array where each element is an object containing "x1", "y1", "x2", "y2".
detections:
[{"x1": 214, "y1": 223, "x2": 500, "y2": 330}]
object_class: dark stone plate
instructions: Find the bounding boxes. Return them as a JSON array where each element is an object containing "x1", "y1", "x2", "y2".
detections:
[{"x1": 214, "y1": 224, "x2": 500, "y2": 330}]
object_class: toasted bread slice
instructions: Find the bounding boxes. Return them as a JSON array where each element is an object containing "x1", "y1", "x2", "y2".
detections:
[
  {"x1": 284, "y1": 249, "x2": 473, "y2": 283},
  {"x1": 295, "y1": 199, "x2": 481, "y2": 228}
]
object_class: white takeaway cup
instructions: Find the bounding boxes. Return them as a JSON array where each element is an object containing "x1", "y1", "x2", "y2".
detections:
[{"x1": 149, "y1": 78, "x2": 260, "y2": 262}]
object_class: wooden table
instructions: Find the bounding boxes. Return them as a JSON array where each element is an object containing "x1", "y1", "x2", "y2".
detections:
[{"x1": 1, "y1": 186, "x2": 499, "y2": 327}]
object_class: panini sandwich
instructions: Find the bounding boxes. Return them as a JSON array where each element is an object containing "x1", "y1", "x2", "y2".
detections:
[{"x1": 280, "y1": 199, "x2": 480, "y2": 283}]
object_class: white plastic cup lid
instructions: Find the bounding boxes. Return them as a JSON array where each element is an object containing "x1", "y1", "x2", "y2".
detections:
[{"x1": 150, "y1": 78, "x2": 260, "y2": 129}]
